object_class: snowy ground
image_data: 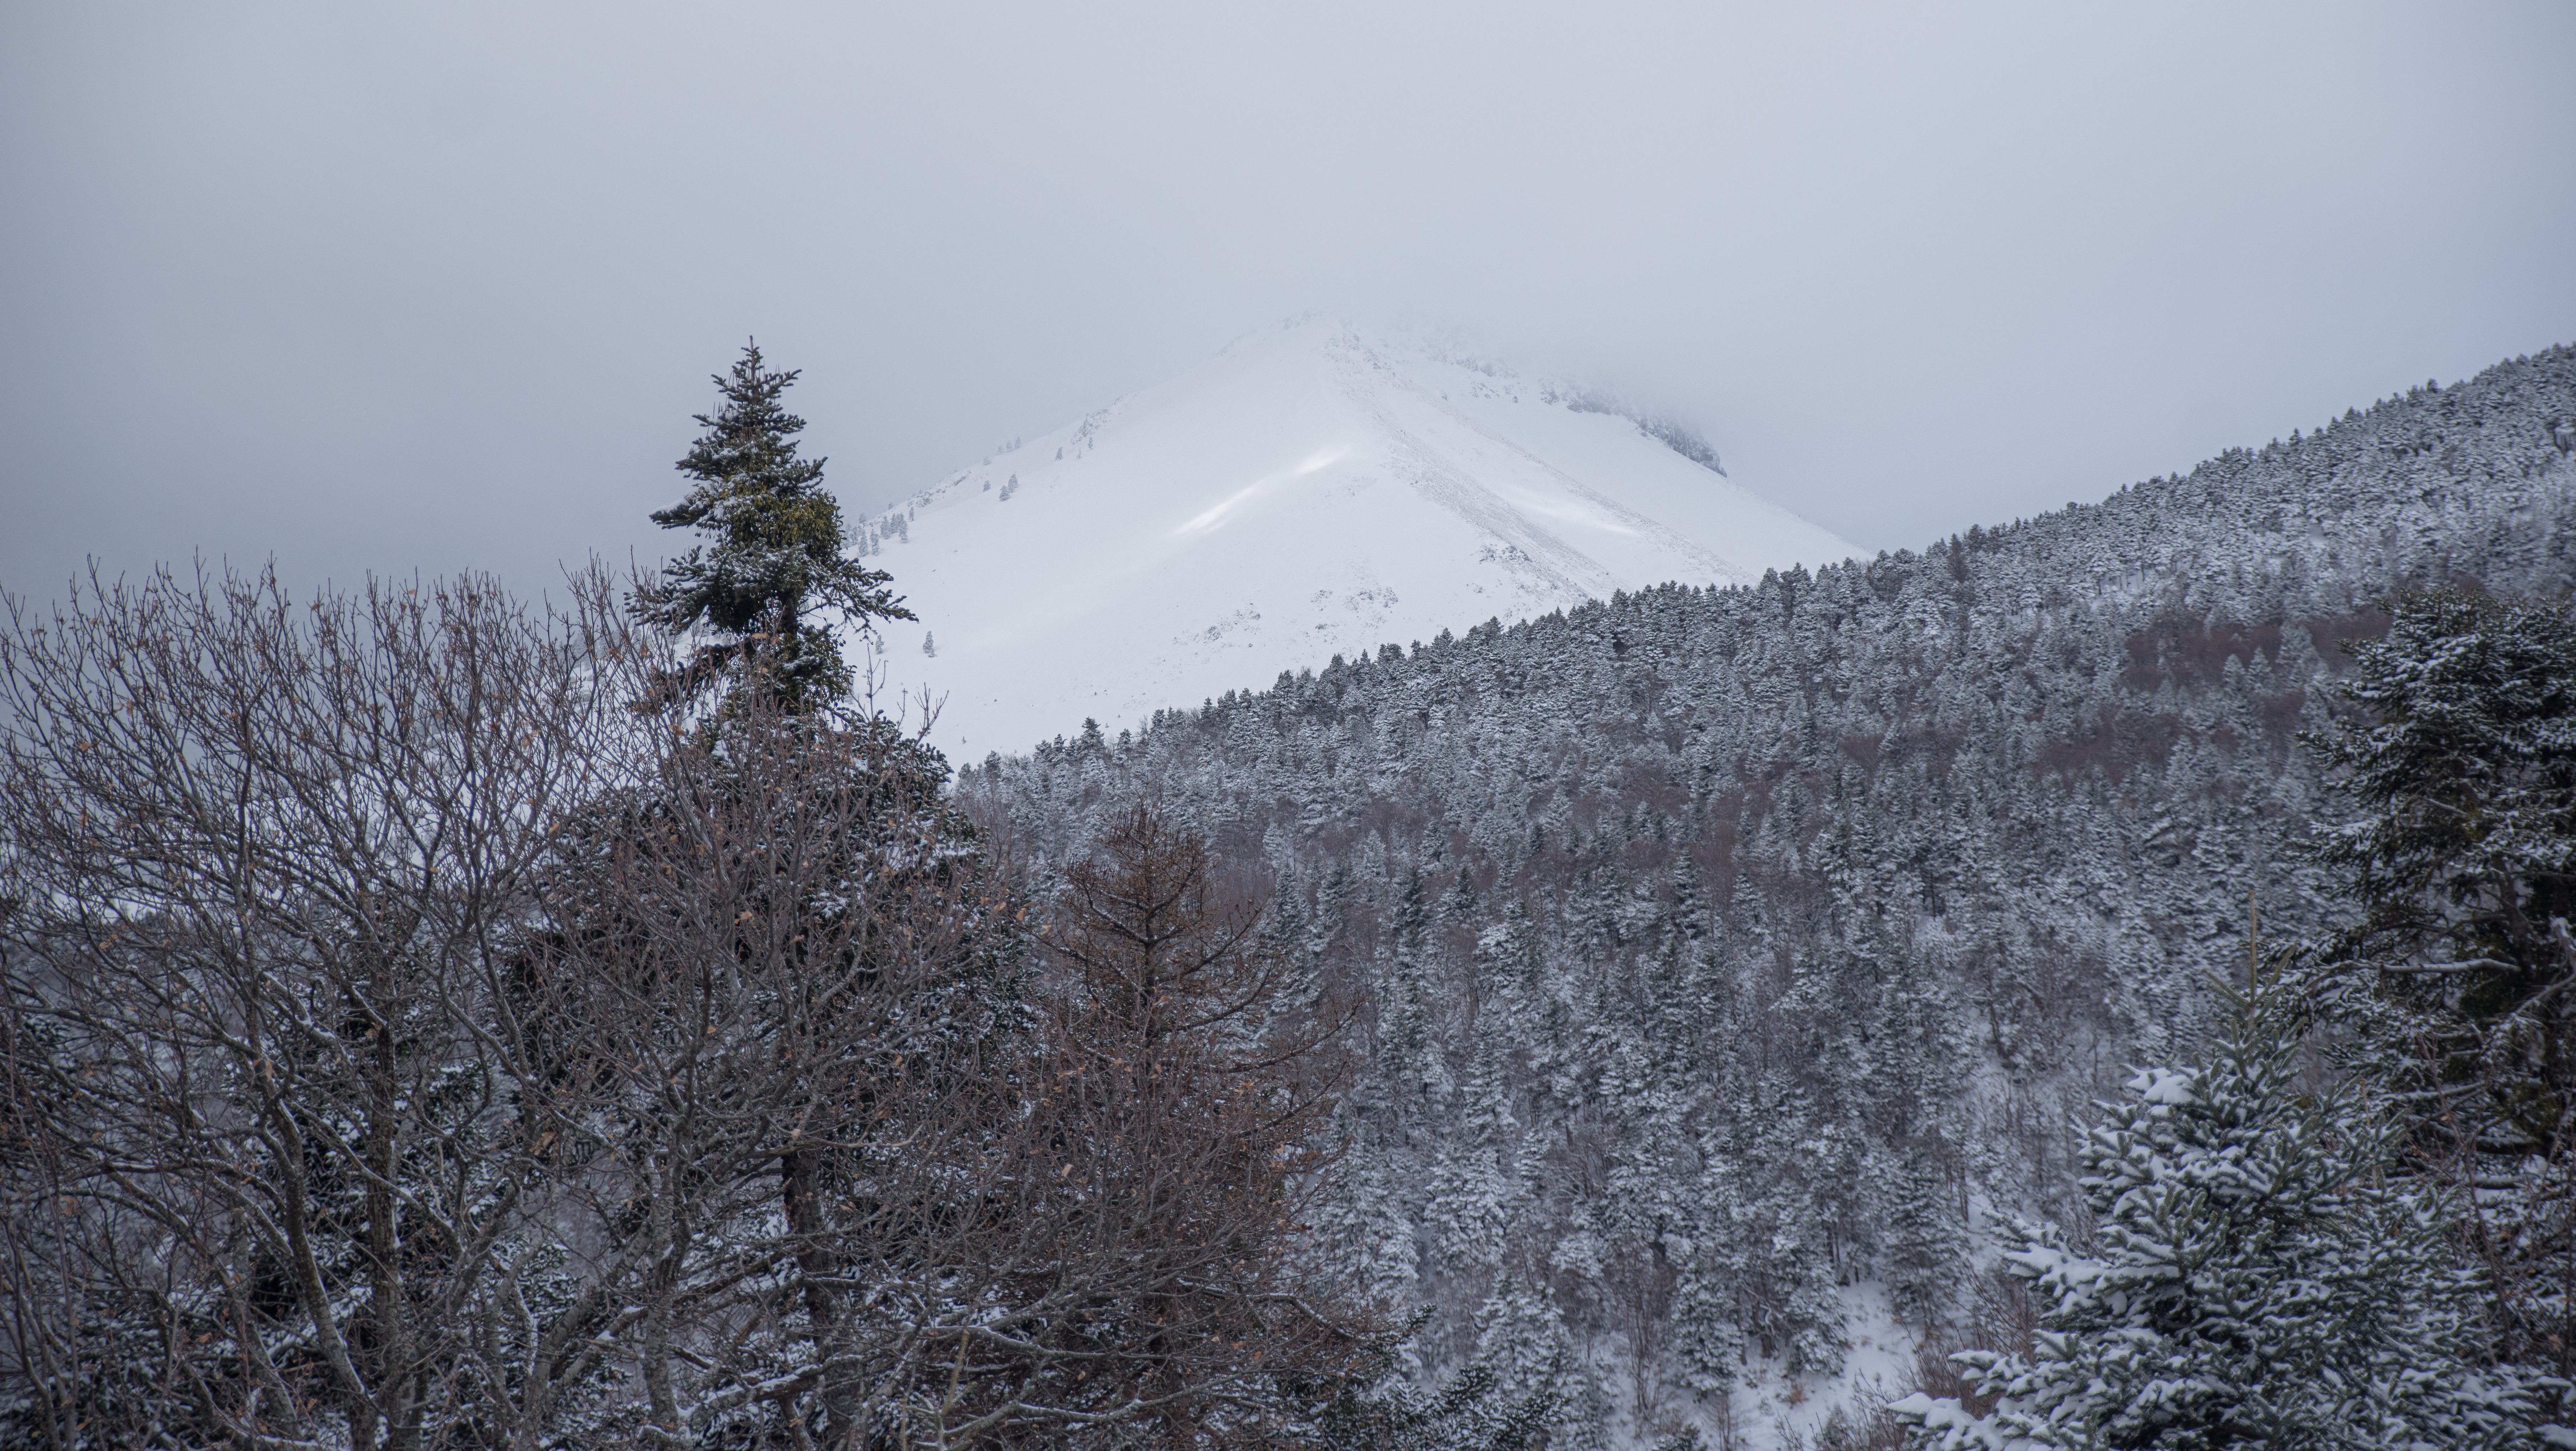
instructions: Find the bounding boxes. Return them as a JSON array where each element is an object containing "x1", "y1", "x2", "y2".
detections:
[
  {"x1": 853, "y1": 317, "x2": 1859, "y2": 759},
  {"x1": 1629, "y1": 1280, "x2": 1930, "y2": 1451}
]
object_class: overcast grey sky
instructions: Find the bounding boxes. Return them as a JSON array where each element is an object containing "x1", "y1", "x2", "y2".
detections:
[{"x1": 5, "y1": 2, "x2": 2572, "y2": 602}]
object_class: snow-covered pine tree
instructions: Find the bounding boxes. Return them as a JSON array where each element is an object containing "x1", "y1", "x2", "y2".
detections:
[
  {"x1": 1381, "y1": 868, "x2": 1447, "y2": 1109},
  {"x1": 1429, "y1": 1035, "x2": 1524, "y2": 1279},
  {"x1": 1473, "y1": 1275, "x2": 1572, "y2": 1409},
  {"x1": 1313, "y1": 1311, "x2": 1562, "y2": 1451},
  {"x1": 1878, "y1": 1147, "x2": 1966, "y2": 1328},
  {"x1": 1872, "y1": 945, "x2": 1969, "y2": 1327},
  {"x1": 1320, "y1": 1127, "x2": 1425, "y2": 1316},
  {"x1": 1671, "y1": 1252, "x2": 1749, "y2": 1399},
  {"x1": 1896, "y1": 988, "x2": 2556, "y2": 1451},
  {"x1": 634, "y1": 340, "x2": 912, "y2": 714}
]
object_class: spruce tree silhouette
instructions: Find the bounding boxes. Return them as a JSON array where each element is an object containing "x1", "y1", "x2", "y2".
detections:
[{"x1": 635, "y1": 340, "x2": 913, "y2": 715}]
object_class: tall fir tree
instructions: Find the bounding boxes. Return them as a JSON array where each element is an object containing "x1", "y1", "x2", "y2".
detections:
[{"x1": 635, "y1": 341, "x2": 913, "y2": 715}]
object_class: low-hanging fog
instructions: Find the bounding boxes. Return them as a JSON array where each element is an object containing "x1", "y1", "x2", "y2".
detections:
[{"x1": 4, "y1": 1, "x2": 2572, "y2": 600}]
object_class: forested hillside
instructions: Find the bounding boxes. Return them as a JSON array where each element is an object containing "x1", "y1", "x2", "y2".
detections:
[{"x1": 958, "y1": 347, "x2": 2576, "y2": 1446}]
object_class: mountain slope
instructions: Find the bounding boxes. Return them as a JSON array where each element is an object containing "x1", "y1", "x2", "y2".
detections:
[
  {"x1": 859, "y1": 318, "x2": 1857, "y2": 757},
  {"x1": 959, "y1": 346, "x2": 2576, "y2": 1448}
]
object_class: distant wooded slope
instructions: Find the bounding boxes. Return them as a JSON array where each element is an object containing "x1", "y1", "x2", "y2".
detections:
[{"x1": 960, "y1": 345, "x2": 2576, "y2": 1449}]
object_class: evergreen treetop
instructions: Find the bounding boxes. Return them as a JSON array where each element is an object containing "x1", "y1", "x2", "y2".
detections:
[{"x1": 635, "y1": 340, "x2": 913, "y2": 714}]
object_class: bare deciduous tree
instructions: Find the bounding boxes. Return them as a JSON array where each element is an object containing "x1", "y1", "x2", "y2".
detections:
[
  {"x1": 0, "y1": 564, "x2": 651, "y2": 1450},
  {"x1": 0, "y1": 566, "x2": 1406, "y2": 1450},
  {"x1": 523, "y1": 695, "x2": 1029, "y2": 1449}
]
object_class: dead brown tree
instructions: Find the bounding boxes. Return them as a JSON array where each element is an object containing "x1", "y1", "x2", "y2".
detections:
[{"x1": 849, "y1": 801, "x2": 1384, "y2": 1449}]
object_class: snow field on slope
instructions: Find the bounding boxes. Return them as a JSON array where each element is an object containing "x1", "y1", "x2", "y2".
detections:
[{"x1": 859, "y1": 319, "x2": 1859, "y2": 759}]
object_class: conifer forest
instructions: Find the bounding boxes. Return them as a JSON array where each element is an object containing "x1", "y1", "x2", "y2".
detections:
[{"x1": 6, "y1": 342, "x2": 2576, "y2": 1449}]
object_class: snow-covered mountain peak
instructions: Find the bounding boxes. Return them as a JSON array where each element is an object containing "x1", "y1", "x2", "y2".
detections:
[{"x1": 856, "y1": 317, "x2": 1857, "y2": 758}]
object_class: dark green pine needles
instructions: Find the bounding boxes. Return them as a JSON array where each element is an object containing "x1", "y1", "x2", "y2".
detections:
[{"x1": 635, "y1": 341, "x2": 913, "y2": 715}]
